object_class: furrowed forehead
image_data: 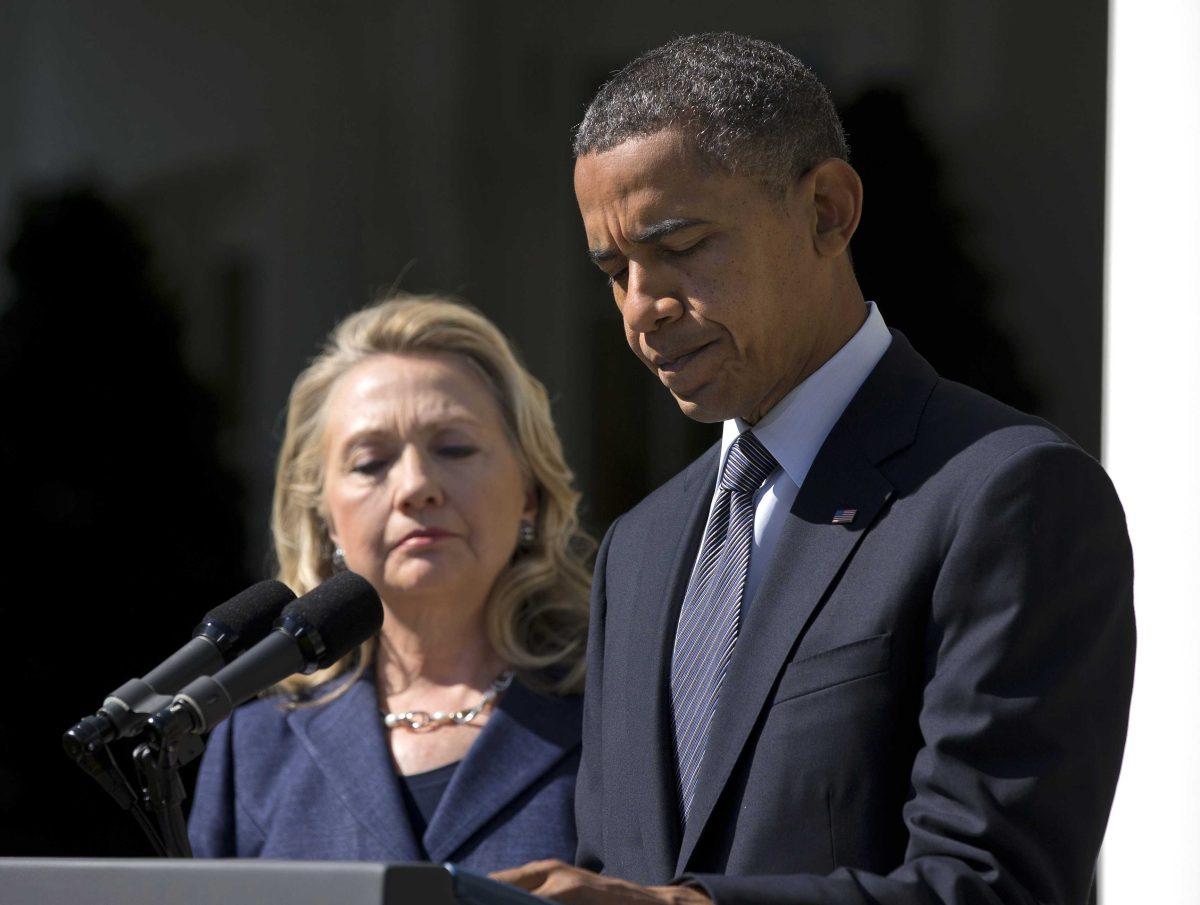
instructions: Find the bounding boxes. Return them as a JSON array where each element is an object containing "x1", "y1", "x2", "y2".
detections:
[
  {"x1": 575, "y1": 163, "x2": 715, "y2": 265},
  {"x1": 575, "y1": 131, "x2": 792, "y2": 240}
]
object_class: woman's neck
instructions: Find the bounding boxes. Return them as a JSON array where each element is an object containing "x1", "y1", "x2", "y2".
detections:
[{"x1": 373, "y1": 603, "x2": 506, "y2": 702}]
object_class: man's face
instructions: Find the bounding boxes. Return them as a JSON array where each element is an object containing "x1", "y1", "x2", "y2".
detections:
[{"x1": 574, "y1": 129, "x2": 837, "y2": 424}]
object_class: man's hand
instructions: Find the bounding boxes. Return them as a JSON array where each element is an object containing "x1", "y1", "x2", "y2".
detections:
[{"x1": 491, "y1": 860, "x2": 711, "y2": 905}]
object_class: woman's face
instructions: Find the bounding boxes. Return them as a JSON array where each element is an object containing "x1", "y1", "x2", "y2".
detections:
[{"x1": 321, "y1": 352, "x2": 535, "y2": 615}]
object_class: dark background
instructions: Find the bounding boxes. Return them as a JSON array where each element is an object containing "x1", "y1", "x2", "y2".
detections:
[{"x1": 0, "y1": 1, "x2": 1108, "y2": 856}]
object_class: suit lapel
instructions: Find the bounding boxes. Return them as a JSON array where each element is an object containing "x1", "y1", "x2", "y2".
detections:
[
  {"x1": 674, "y1": 332, "x2": 937, "y2": 874},
  {"x1": 286, "y1": 677, "x2": 422, "y2": 861},
  {"x1": 423, "y1": 681, "x2": 581, "y2": 863},
  {"x1": 674, "y1": 439, "x2": 893, "y2": 873},
  {"x1": 625, "y1": 446, "x2": 719, "y2": 881}
]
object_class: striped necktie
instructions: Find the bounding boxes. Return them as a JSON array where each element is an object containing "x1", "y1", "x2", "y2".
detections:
[{"x1": 670, "y1": 430, "x2": 779, "y2": 826}]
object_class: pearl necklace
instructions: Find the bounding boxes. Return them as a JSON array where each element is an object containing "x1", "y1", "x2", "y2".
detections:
[{"x1": 380, "y1": 671, "x2": 514, "y2": 732}]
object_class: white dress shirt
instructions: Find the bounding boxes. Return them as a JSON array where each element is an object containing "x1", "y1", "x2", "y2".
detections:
[{"x1": 693, "y1": 301, "x2": 893, "y2": 608}]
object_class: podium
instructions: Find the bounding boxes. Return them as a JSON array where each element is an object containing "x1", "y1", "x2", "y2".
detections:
[{"x1": 0, "y1": 858, "x2": 545, "y2": 905}]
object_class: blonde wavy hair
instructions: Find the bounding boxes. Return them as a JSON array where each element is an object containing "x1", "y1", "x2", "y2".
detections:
[{"x1": 272, "y1": 294, "x2": 593, "y2": 697}]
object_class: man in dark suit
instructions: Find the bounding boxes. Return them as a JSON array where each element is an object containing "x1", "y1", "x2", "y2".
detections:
[{"x1": 496, "y1": 32, "x2": 1134, "y2": 904}]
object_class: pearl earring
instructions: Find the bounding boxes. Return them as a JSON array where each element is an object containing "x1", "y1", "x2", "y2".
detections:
[{"x1": 518, "y1": 520, "x2": 536, "y2": 548}]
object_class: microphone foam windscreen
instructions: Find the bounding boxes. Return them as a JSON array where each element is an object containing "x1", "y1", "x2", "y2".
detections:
[
  {"x1": 198, "y1": 580, "x2": 297, "y2": 647},
  {"x1": 283, "y1": 572, "x2": 383, "y2": 667}
]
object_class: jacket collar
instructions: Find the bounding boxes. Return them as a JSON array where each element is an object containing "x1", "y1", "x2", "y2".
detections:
[
  {"x1": 423, "y1": 679, "x2": 581, "y2": 862},
  {"x1": 285, "y1": 676, "x2": 420, "y2": 860},
  {"x1": 286, "y1": 672, "x2": 581, "y2": 863}
]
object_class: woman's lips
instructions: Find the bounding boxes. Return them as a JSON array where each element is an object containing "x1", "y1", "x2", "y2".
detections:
[{"x1": 396, "y1": 528, "x2": 456, "y2": 548}]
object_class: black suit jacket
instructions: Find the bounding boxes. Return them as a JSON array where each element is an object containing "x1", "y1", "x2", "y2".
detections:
[{"x1": 575, "y1": 333, "x2": 1134, "y2": 904}]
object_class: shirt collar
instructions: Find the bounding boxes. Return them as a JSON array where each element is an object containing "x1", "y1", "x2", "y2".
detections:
[{"x1": 719, "y1": 301, "x2": 892, "y2": 489}]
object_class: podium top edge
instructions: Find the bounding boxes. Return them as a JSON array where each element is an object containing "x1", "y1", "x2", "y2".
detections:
[{"x1": 0, "y1": 858, "x2": 447, "y2": 874}]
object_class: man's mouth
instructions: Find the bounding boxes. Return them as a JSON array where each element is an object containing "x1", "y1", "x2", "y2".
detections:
[{"x1": 650, "y1": 341, "x2": 715, "y2": 373}]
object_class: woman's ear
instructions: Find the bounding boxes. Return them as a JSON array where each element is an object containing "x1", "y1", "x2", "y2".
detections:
[
  {"x1": 522, "y1": 485, "x2": 539, "y2": 524},
  {"x1": 321, "y1": 508, "x2": 341, "y2": 550}
]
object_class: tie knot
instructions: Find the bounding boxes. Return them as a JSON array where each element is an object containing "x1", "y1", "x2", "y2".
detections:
[{"x1": 719, "y1": 431, "x2": 778, "y2": 494}]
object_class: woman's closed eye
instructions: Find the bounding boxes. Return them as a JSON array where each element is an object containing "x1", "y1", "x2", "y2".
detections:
[
  {"x1": 436, "y1": 444, "x2": 478, "y2": 459},
  {"x1": 350, "y1": 457, "x2": 390, "y2": 476}
]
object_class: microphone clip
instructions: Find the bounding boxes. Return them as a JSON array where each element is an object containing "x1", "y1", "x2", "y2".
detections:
[{"x1": 132, "y1": 725, "x2": 204, "y2": 858}]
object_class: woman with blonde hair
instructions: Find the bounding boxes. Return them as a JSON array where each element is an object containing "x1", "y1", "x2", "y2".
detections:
[{"x1": 189, "y1": 294, "x2": 592, "y2": 870}]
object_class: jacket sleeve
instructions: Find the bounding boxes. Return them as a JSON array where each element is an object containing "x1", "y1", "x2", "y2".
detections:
[
  {"x1": 688, "y1": 441, "x2": 1136, "y2": 904},
  {"x1": 575, "y1": 516, "x2": 620, "y2": 873}
]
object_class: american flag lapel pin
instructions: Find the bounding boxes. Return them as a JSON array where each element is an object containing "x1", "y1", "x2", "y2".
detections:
[{"x1": 831, "y1": 507, "x2": 858, "y2": 525}]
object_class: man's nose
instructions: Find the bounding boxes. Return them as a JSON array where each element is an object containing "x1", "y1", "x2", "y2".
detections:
[
  {"x1": 622, "y1": 262, "x2": 683, "y2": 334},
  {"x1": 390, "y1": 447, "x2": 443, "y2": 510}
]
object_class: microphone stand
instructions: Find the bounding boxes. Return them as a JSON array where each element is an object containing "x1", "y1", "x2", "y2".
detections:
[
  {"x1": 134, "y1": 715, "x2": 206, "y2": 858},
  {"x1": 63, "y1": 727, "x2": 168, "y2": 857},
  {"x1": 65, "y1": 709, "x2": 206, "y2": 858}
]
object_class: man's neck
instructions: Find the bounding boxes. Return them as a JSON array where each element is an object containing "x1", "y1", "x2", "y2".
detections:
[{"x1": 742, "y1": 291, "x2": 869, "y2": 426}]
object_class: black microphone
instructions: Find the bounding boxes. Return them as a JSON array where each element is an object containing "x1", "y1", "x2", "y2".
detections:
[
  {"x1": 63, "y1": 580, "x2": 296, "y2": 757},
  {"x1": 149, "y1": 572, "x2": 382, "y2": 740}
]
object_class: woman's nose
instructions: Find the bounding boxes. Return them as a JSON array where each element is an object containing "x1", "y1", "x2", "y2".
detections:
[{"x1": 390, "y1": 447, "x2": 443, "y2": 510}]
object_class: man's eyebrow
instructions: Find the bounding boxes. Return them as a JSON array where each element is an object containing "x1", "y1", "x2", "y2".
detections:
[
  {"x1": 588, "y1": 246, "x2": 619, "y2": 265},
  {"x1": 631, "y1": 217, "x2": 709, "y2": 244},
  {"x1": 588, "y1": 218, "x2": 711, "y2": 265}
]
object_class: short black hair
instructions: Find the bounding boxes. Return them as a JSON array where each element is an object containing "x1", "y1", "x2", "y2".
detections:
[{"x1": 574, "y1": 32, "x2": 849, "y2": 191}]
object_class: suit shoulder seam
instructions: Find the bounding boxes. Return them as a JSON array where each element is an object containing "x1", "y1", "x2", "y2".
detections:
[{"x1": 956, "y1": 437, "x2": 1091, "y2": 522}]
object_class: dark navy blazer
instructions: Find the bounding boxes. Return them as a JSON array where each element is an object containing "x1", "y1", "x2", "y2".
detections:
[
  {"x1": 576, "y1": 333, "x2": 1134, "y2": 904},
  {"x1": 188, "y1": 674, "x2": 581, "y2": 872}
]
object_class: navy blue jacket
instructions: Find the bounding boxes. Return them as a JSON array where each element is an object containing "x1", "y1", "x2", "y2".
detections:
[
  {"x1": 577, "y1": 333, "x2": 1134, "y2": 904},
  {"x1": 189, "y1": 673, "x2": 581, "y2": 871}
]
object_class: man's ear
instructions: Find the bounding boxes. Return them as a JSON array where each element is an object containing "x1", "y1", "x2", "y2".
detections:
[{"x1": 809, "y1": 158, "x2": 863, "y2": 258}]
